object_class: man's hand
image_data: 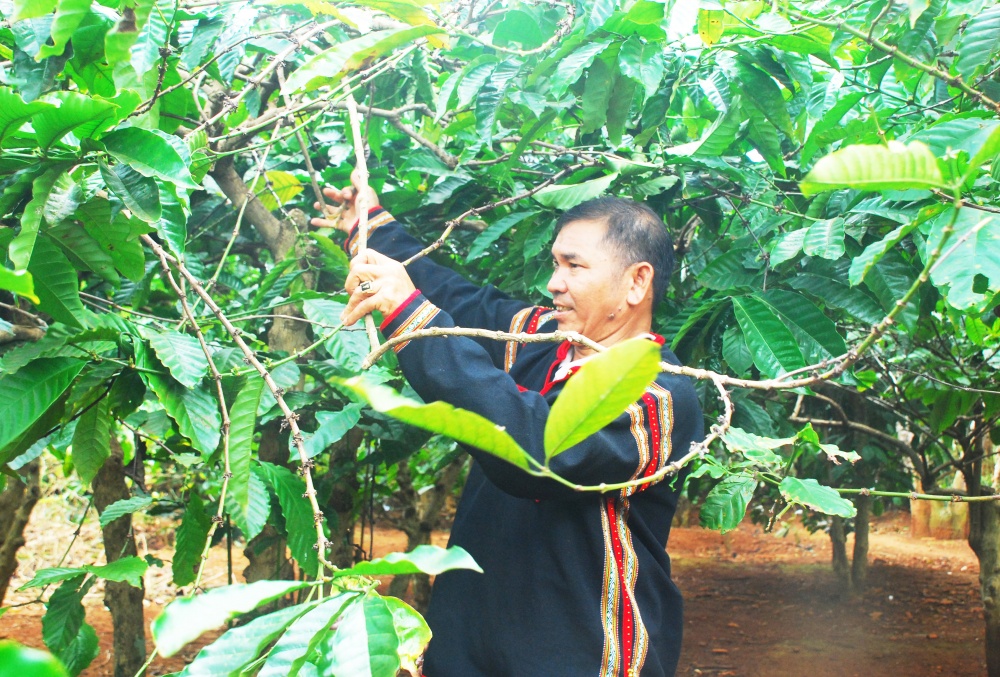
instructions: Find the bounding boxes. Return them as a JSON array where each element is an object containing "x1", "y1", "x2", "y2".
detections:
[
  {"x1": 310, "y1": 168, "x2": 380, "y2": 233},
  {"x1": 342, "y1": 249, "x2": 416, "y2": 327}
]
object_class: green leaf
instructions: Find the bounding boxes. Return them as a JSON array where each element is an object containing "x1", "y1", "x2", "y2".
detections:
[
  {"x1": 257, "y1": 462, "x2": 320, "y2": 577},
  {"x1": 667, "y1": 101, "x2": 742, "y2": 157},
  {"x1": 743, "y1": 99, "x2": 785, "y2": 177},
  {"x1": 757, "y1": 290, "x2": 847, "y2": 364},
  {"x1": 47, "y1": 221, "x2": 119, "y2": 285},
  {"x1": 70, "y1": 397, "x2": 111, "y2": 485},
  {"x1": 13, "y1": 0, "x2": 57, "y2": 21},
  {"x1": 796, "y1": 423, "x2": 861, "y2": 465},
  {"x1": 533, "y1": 171, "x2": 619, "y2": 210},
  {"x1": 722, "y1": 427, "x2": 796, "y2": 452},
  {"x1": 721, "y1": 325, "x2": 753, "y2": 375},
  {"x1": 36, "y1": 0, "x2": 92, "y2": 59},
  {"x1": 956, "y1": 5, "x2": 1000, "y2": 81},
  {"x1": 98, "y1": 495, "x2": 152, "y2": 528},
  {"x1": 178, "y1": 604, "x2": 315, "y2": 677},
  {"x1": 84, "y1": 556, "x2": 147, "y2": 587},
  {"x1": 800, "y1": 141, "x2": 947, "y2": 196},
  {"x1": 137, "y1": 345, "x2": 221, "y2": 456},
  {"x1": 314, "y1": 595, "x2": 399, "y2": 677},
  {"x1": 619, "y1": 35, "x2": 664, "y2": 102},
  {"x1": 848, "y1": 221, "x2": 920, "y2": 286},
  {"x1": 298, "y1": 404, "x2": 363, "y2": 461},
  {"x1": 100, "y1": 160, "x2": 162, "y2": 223},
  {"x1": 0, "y1": 357, "x2": 84, "y2": 458},
  {"x1": 33, "y1": 91, "x2": 116, "y2": 150},
  {"x1": 0, "y1": 641, "x2": 70, "y2": 677},
  {"x1": 768, "y1": 229, "x2": 806, "y2": 266},
  {"x1": 580, "y1": 57, "x2": 612, "y2": 135},
  {"x1": 141, "y1": 329, "x2": 209, "y2": 389},
  {"x1": 152, "y1": 580, "x2": 315, "y2": 657},
  {"x1": 779, "y1": 477, "x2": 856, "y2": 518},
  {"x1": 338, "y1": 545, "x2": 481, "y2": 578},
  {"x1": 543, "y1": 338, "x2": 661, "y2": 460},
  {"x1": 154, "y1": 181, "x2": 188, "y2": 255},
  {"x1": 172, "y1": 492, "x2": 212, "y2": 587},
  {"x1": 788, "y1": 273, "x2": 885, "y2": 324},
  {"x1": 475, "y1": 59, "x2": 520, "y2": 145},
  {"x1": 248, "y1": 170, "x2": 303, "y2": 211},
  {"x1": 699, "y1": 475, "x2": 756, "y2": 533},
  {"x1": 225, "y1": 470, "x2": 270, "y2": 541},
  {"x1": 102, "y1": 127, "x2": 197, "y2": 190},
  {"x1": 383, "y1": 596, "x2": 431, "y2": 675},
  {"x1": 42, "y1": 577, "x2": 87, "y2": 654},
  {"x1": 0, "y1": 87, "x2": 55, "y2": 143},
  {"x1": 456, "y1": 60, "x2": 498, "y2": 109},
  {"x1": 18, "y1": 568, "x2": 88, "y2": 590},
  {"x1": 26, "y1": 237, "x2": 88, "y2": 328},
  {"x1": 736, "y1": 62, "x2": 792, "y2": 136},
  {"x1": 284, "y1": 26, "x2": 444, "y2": 93},
  {"x1": 130, "y1": 0, "x2": 174, "y2": 75},
  {"x1": 258, "y1": 594, "x2": 357, "y2": 677},
  {"x1": 55, "y1": 621, "x2": 98, "y2": 677},
  {"x1": 732, "y1": 296, "x2": 806, "y2": 377},
  {"x1": 228, "y1": 378, "x2": 264, "y2": 517},
  {"x1": 0, "y1": 268, "x2": 38, "y2": 303},
  {"x1": 341, "y1": 378, "x2": 531, "y2": 470},
  {"x1": 104, "y1": 0, "x2": 155, "y2": 65},
  {"x1": 926, "y1": 207, "x2": 1000, "y2": 311},
  {"x1": 77, "y1": 201, "x2": 147, "y2": 282},
  {"x1": 466, "y1": 211, "x2": 536, "y2": 262},
  {"x1": 549, "y1": 39, "x2": 613, "y2": 97},
  {"x1": 10, "y1": 166, "x2": 67, "y2": 270}
]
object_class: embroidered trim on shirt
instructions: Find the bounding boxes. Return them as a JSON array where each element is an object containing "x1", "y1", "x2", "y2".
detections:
[
  {"x1": 388, "y1": 300, "x2": 439, "y2": 353},
  {"x1": 345, "y1": 209, "x2": 395, "y2": 256},
  {"x1": 504, "y1": 306, "x2": 553, "y2": 372},
  {"x1": 600, "y1": 493, "x2": 648, "y2": 677}
]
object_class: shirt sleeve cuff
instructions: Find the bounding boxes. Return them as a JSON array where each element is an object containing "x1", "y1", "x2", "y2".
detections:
[
  {"x1": 343, "y1": 206, "x2": 393, "y2": 256},
  {"x1": 380, "y1": 292, "x2": 442, "y2": 354}
]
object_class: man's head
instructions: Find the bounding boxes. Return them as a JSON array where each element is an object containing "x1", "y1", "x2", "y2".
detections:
[{"x1": 547, "y1": 197, "x2": 674, "y2": 352}]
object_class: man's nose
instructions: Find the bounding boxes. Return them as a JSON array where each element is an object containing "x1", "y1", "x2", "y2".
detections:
[{"x1": 547, "y1": 270, "x2": 566, "y2": 295}]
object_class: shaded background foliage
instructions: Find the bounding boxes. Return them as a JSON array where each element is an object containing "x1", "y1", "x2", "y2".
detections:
[{"x1": 2, "y1": 0, "x2": 1000, "y2": 674}]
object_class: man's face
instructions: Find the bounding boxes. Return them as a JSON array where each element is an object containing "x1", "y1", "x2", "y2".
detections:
[{"x1": 547, "y1": 218, "x2": 631, "y2": 341}]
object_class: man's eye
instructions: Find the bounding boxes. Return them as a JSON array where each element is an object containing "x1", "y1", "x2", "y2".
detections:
[{"x1": 552, "y1": 259, "x2": 559, "y2": 269}]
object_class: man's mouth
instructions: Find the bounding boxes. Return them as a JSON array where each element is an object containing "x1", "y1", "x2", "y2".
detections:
[{"x1": 553, "y1": 304, "x2": 573, "y2": 314}]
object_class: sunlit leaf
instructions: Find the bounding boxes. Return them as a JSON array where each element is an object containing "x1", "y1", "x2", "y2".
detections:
[
  {"x1": 779, "y1": 476, "x2": 857, "y2": 518},
  {"x1": 800, "y1": 141, "x2": 947, "y2": 195}
]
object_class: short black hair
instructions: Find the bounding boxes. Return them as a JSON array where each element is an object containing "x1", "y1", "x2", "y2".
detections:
[{"x1": 555, "y1": 197, "x2": 675, "y2": 306}]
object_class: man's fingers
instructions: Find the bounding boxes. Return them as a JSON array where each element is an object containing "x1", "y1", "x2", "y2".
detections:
[{"x1": 342, "y1": 291, "x2": 380, "y2": 327}]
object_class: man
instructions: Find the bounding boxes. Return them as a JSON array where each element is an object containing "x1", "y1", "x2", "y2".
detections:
[{"x1": 312, "y1": 181, "x2": 703, "y2": 677}]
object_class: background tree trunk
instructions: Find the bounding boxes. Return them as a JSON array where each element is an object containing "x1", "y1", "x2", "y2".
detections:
[
  {"x1": 851, "y1": 494, "x2": 870, "y2": 593},
  {"x1": 829, "y1": 515, "x2": 850, "y2": 591},
  {"x1": 92, "y1": 438, "x2": 146, "y2": 677},
  {"x1": 0, "y1": 460, "x2": 41, "y2": 605}
]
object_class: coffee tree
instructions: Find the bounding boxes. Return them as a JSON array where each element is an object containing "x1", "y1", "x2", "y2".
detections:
[{"x1": 2, "y1": 0, "x2": 1000, "y2": 675}]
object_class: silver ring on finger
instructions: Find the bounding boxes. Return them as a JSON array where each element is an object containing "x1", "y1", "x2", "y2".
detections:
[{"x1": 359, "y1": 280, "x2": 374, "y2": 294}]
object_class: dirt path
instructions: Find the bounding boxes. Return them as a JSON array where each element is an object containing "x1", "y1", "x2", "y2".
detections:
[{"x1": 1, "y1": 509, "x2": 984, "y2": 676}]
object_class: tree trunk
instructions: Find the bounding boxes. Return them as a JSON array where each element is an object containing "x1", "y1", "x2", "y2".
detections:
[
  {"x1": 92, "y1": 437, "x2": 146, "y2": 677},
  {"x1": 851, "y1": 494, "x2": 870, "y2": 593},
  {"x1": 0, "y1": 460, "x2": 42, "y2": 605},
  {"x1": 387, "y1": 458, "x2": 463, "y2": 613},
  {"x1": 969, "y1": 499, "x2": 1000, "y2": 677},
  {"x1": 829, "y1": 515, "x2": 850, "y2": 592}
]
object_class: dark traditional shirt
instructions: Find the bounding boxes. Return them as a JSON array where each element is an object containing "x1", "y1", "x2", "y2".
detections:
[{"x1": 344, "y1": 209, "x2": 704, "y2": 677}]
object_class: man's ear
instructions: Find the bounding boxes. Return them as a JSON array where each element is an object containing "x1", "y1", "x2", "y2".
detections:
[{"x1": 626, "y1": 262, "x2": 654, "y2": 306}]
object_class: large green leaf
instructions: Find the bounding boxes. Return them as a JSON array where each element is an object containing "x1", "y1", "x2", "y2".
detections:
[
  {"x1": 178, "y1": 604, "x2": 315, "y2": 677},
  {"x1": 743, "y1": 99, "x2": 785, "y2": 176},
  {"x1": 757, "y1": 290, "x2": 847, "y2": 364},
  {"x1": 98, "y1": 495, "x2": 152, "y2": 528},
  {"x1": 36, "y1": 0, "x2": 92, "y2": 59},
  {"x1": 801, "y1": 217, "x2": 845, "y2": 260},
  {"x1": 549, "y1": 39, "x2": 612, "y2": 97},
  {"x1": 130, "y1": 0, "x2": 174, "y2": 75},
  {"x1": 618, "y1": 35, "x2": 664, "y2": 102},
  {"x1": 13, "y1": 0, "x2": 57, "y2": 21},
  {"x1": 0, "y1": 86, "x2": 55, "y2": 143},
  {"x1": 172, "y1": 493, "x2": 212, "y2": 587},
  {"x1": 285, "y1": 26, "x2": 444, "y2": 93},
  {"x1": 800, "y1": 141, "x2": 947, "y2": 195},
  {"x1": 33, "y1": 91, "x2": 116, "y2": 149},
  {"x1": 298, "y1": 404, "x2": 363, "y2": 460},
  {"x1": 10, "y1": 166, "x2": 67, "y2": 270},
  {"x1": 848, "y1": 221, "x2": 921, "y2": 286},
  {"x1": 152, "y1": 580, "x2": 315, "y2": 657},
  {"x1": 956, "y1": 5, "x2": 1000, "y2": 81},
  {"x1": 732, "y1": 296, "x2": 806, "y2": 377},
  {"x1": 699, "y1": 474, "x2": 756, "y2": 533},
  {"x1": 580, "y1": 57, "x2": 612, "y2": 135},
  {"x1": 338, "y1": 545, "x2": 481, "y2": 578},
  {"x1": 70, "y1": 397, "x2": 111, "y2": 485},
  {"x1": 100, "y1": 161, "x2": 162, "y2": 223},
  {"x1": 154, "y1": 181, "x2": 188, "y2": 255},
  {"x1": 141, "y1": 328, "x2": 209, "y2": 389},
  {"x1": 779, "y1": 477, "x2": 856, "y2": 518},
  {"x1": 225, "y1": 470, "x2": 270, "y2": 541},
  {"x1": 926, "y1": 207, "x2": 1000, "y2": 311},
  {"x1": 341, "y1": 378, "x2": 531, "y2": 469},
  {"x1": 313, "y1": 595, "x2": 399, "y2": 677},
  {"x1": 102, "y1": 127, "x2": 197, "y2": 189},
  {"x1": 84, "y1": 557, "x2": 148, "y2": 587},
  {"x1": 104, "y1": 0, "x2": 155, "y2": 64},
  {"x1": 383, "y1": 597, "x2": 431, "y2": 676},
  {"x1": 788, "y1": 272, "x2": 885, "y2": 324},
  {"x1": 26, "y1": 236, "x2": 88, "y2": 328},
  {"x1": 543, "y1": 338, "x2": 661, "y2": 460},
  {"x1": 475, "y1": 59, "x2": 520, "y2": 145},
  {"x1": 533, "y1": 171, "x2": 619, "y2": 210},
  {"x1": 0, "y1": 641, "x2": 70, "y2": 677},
  {"x1": 258, "y1": 594, "x2": 357, "y2": 677},
  {"x1": 0, "y1": 357, "x2": 84, "y2": 458},
  {"x1": 42, "y1": 577, "x2": 87, "y2": 655},
  {"x1": 76, "y1": 200, "x2": 147, "y2": 282},
  {"x1": 667, "y1": 100, "x2": 742, "y2": 157},
  {"x1": 257, "y1": 462, "x2": 320, "y2": 577},
  {"x1": 735, "y1": 61, "x2": 792, "y2": 136},
  {"x1": 56, "y1": 621, "x2": 98, "y2": 677},
  {"x1": 47, "y1": 221, "x2": 119, "y2": 285},
  {"x1": 136, "y1": 344, "x2": 221, "y2": 456},
  {"x1": 227, "y1": 377, "x2": 264, "y2": 517}
]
